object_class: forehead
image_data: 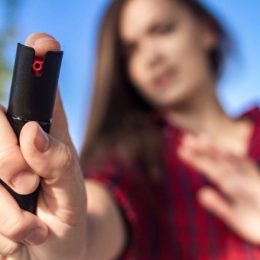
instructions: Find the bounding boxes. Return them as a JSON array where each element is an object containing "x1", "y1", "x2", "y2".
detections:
[{"x1": 119, "y1": 0, "x2": 179, "y2": 41}]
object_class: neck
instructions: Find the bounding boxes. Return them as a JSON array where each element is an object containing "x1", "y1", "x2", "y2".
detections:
[
  {"x1": 160, "y1": 84, "x2": 231, "y2": 136},
  {"x1": 158, "y1": 81, "x2": 254, "y2": 156}
]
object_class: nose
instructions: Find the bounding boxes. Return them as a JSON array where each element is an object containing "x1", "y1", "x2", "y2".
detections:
[{"x1": 141, "y1": 39, "x2": 163, "y2": 69}]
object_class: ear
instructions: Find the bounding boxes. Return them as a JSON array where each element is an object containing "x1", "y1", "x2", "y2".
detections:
[{"x1": 199, "y1": 18, "x2": 219, "y2": 51}]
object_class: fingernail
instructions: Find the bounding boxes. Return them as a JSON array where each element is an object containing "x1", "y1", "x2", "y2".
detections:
[
  {"x1": 10, "y1": 171, "x2": 39, "y2": 194},
  {"x1": 25, "y1": 228, "x2": 48, "y2": 245},
  {"x1": 34, "y1": 125, "x2": 49, "y2": 153},
  {"x1": 11, "y1": 171, "x2": 32, "y2": 187}
]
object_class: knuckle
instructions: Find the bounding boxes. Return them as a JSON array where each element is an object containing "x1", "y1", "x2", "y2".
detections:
[
  {"x1": 222, "y1": 178, "x2": 238, "y2": 194},
  {"x1": 222, "y1": 180, "x2": 233, "y2": 191},
  {"x1": 57, "y1": 143, "x2": 74, "y2": 171},
  {"x1": 0, "y1": 146, "x2": 26, "y2": 183},
  {"x1": 0, "y1": 146, "x2": 18, "y2": 165},
  {"x1": 0, "y1": 242, "x2": 20, "y2": 257},
  {"x1": 0, "y1": 134, "x2": 19, "y2": 152},
  {"x1": 2, "y1": 214, "x2": 25, "y2": 240}
]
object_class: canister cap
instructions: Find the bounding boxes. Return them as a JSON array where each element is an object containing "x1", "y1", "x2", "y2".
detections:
[{"x1": 7, "y1": 43, "x2": 63, "y2": 121}]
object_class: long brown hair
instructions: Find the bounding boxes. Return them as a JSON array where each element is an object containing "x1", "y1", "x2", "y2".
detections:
[{"x1": 80, "y1": 0, "x2": 231, "y2": 177}]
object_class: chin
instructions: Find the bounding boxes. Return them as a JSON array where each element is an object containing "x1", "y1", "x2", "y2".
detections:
[{"x1": 149, "y1": 89, "x2": 192, "y2": 110}]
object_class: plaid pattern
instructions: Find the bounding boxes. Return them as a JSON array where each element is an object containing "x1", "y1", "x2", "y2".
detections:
[{"x1": 84, "y1": 107, "x2": 260, "y2": 259}]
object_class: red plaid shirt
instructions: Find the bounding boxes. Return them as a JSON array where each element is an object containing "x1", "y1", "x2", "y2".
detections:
[{"x1": 85, "y1": 107, "x2": 260, "y2": 259}]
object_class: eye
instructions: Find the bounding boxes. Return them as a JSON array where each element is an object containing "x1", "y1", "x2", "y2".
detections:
[{"x1": 154, "y1": 22, "x2": 175, "y2": 34}]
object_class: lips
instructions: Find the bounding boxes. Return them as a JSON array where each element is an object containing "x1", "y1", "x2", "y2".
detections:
[{"x1": 153, "y1": 66, "x2": 177, "y2": 88}]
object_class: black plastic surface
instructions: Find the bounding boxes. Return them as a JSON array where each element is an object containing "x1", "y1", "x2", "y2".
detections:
[{"x1": 2, "y1": 43, "x2": 63, "y2": 214}]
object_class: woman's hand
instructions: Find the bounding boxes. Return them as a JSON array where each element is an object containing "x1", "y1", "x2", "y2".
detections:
[
  {"x1": 0, "y1": 33, "x2": 87, "y2": 260},
  {"x1": 178, "y1": 134, "x2": 260, "y2": 245}
]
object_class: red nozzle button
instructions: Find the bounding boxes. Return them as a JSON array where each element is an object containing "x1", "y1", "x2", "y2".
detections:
[{"x1": 33, "y1": 57, "x2": 44, "y2": 75}]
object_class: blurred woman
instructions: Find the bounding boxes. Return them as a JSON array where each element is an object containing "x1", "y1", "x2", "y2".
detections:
[{"x1": 81, "y1": 0, "x2": 260, "y2": 259}]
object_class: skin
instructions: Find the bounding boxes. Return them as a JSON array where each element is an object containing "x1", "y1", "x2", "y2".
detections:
[{"x1": 0, "y1": 0, "x2": 260, "y2": 259}]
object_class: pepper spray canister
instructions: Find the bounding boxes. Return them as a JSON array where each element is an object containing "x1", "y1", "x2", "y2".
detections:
[{"x1": 0, "y1": 43, "x2": 63, "y2": 213}]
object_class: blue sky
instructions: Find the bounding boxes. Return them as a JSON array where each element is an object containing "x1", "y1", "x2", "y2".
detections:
[{"x1": 0, "y1": 0, "x2": 259, "y2": 150}]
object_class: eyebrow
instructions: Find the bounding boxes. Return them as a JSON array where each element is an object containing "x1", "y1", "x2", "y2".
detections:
[
  {"x1": 121, "y1": 17, "x2": 174, "y2": 47},
  {"x1": 147, "y1": 19, "x2": 170, "y2": 33}
]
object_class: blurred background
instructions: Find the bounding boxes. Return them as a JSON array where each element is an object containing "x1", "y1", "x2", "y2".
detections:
[{"x1": 0, "y1": 0, "x2": 259, "y2": 151}]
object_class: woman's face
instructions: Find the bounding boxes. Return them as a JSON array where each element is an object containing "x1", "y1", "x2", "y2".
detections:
[{"x1": 119, "y1": 0, "x2": 217, "y2": 109}]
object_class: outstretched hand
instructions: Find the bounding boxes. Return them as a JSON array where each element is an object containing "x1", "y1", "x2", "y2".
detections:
[{"x1": 178, "y1": 133, "x2": 260, "y2": 245}]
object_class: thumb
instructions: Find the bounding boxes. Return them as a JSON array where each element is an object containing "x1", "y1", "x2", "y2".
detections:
[{"x1": 20, "y1": 122, "x2": 86, "y2": 218}]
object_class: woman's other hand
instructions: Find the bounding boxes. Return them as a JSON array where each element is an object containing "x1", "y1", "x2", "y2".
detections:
[{"x1": 178, "y1": 133, "x2": 260, "y2": 245}]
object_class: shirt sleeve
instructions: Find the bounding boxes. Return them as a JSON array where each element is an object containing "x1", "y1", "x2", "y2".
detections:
[{"x1": 84, "y1": 158, "x2": 155, "y2": 259}]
